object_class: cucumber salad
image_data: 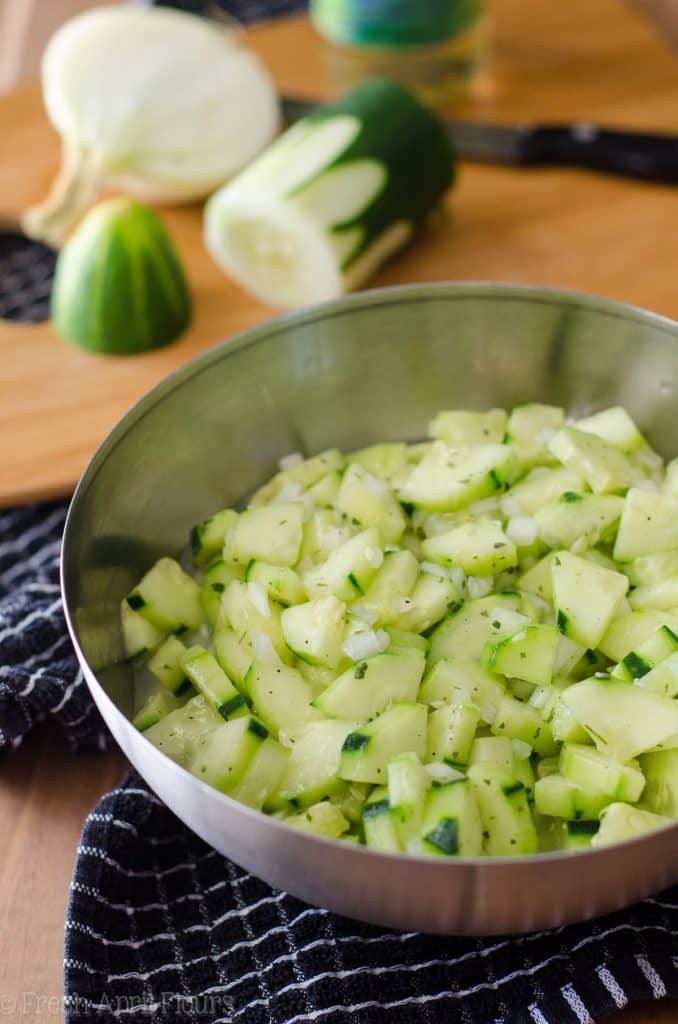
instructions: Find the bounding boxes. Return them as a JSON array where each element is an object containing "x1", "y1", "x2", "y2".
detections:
[{"x1": 125, "y1": 404, "x2": 678, "y2": 857}]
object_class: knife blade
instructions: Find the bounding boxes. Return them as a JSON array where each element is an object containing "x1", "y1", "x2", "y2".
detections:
[{"x1": 281, "y1": 97, "x2": 678, "y2": 184}]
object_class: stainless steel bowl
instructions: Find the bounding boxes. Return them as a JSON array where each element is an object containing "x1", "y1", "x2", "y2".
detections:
[{"x1": 62, "y1": 283, "x2": 678, "y2": 935}]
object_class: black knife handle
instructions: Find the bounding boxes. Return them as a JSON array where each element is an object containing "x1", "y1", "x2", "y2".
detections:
[{"x1": 522, "y1": 125, "x2": 678, "y2": 184}]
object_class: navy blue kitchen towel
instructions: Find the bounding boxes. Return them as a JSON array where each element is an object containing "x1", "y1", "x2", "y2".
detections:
[{"x1": 1, "y1": 498, "x2": 677, "y2": 1023}]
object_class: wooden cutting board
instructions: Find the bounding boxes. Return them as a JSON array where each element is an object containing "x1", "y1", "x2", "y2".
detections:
[{"x1": 1, "y1": 0, "x2": 678, "y2": 508}]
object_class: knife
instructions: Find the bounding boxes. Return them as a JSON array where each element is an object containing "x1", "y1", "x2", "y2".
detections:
[{"x1": 281, "y1": 97, "x2": 678, "y2": 185}]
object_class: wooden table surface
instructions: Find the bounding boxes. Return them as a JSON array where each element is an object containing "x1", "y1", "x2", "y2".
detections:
[
  {"x1": 1, "y1": 0, "x2": 678, "y2": 1020},
  {"x1": 1, "y1": 0, "x2": 678, "y2": 506}
]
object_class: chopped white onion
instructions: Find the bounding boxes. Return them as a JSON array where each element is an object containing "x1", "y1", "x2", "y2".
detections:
[
  {"x1": 506, "y1": 516, "x2": 538, "y2": 547},
  {"x1": 247, "y1": 581, "x2": 270, "y2": 617},
  {"x1": 250, "y1": 630, "x2": 281, "y2": 664},
  {"x1": 278, "y1": 451, "x2": 304, "y2": 471},
  {"x1": 466, "y1": 575, "x2": 493, "y2": 600},
  {"x1": 363, "y1": 546, "x2": 384, "y2": 569},
  {"x1": 511, "y1": 739, "x2": 533, "y2": 760},
  {"x1": 420, "y1": 561, "x2": 464, "y2": 593},
  {"x1": 342, "y1": 628, "x2": 390, "y2": 662},
  {"x1": 424, "y1": 762, "x2": 465, "y2": 783}
]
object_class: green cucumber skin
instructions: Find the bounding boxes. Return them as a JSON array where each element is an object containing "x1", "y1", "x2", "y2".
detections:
[
  {"x1": 51, "y1": 199, "x2": 191, "y2": 356},
  {"x1": 297, "y1": 81, "x2": 454, "y2": 269}
]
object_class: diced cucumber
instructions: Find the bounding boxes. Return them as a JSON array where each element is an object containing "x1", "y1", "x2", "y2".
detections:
[
  {"x1": 336, "y1": 463, "x2": 406, "y2": 543},
  {"x1": 429, "y1": 593, "x2": 529, "y2": 664},
  {"x1": 468, "y1": 763, "x2": 538, "y2": 855},
  {"x1": 535, "y1": 493, "x2": 623, "y2": 551},
  {"x1": 297, "y1": 661, "x2": 338, "y2": 696},
  {"x1": 386, "y1": 627, "x2": 429, "y2": 654},
  {"x1": 230, "y1": 503, "x2": 304, "y2": 567},
  {"x1": 576, "y1": 406, "x2": 646, "y2": 454},
  {"x1": 304, "y1": 527, "x2": 383, "y2": 600},
  {"x1": 426, "y1": 703, "x2": 479, "y2": 766},
  {"x1": 639, "y1": 749, "x2": 678, "y2": 817},
  {"x1": 246, "y1": 560, "x2": 306, "y2": 606},
  {"x1": 504, "y1": 404, "x2": 564, "y2": 467},
  {"x1": 630, "y1": 579, "x2": 678, "y2": 611},
  {"x1": 231, "y1": 737, "x2": 290, "y2": 811},
  {"x1": 592, "y1": 802, "x2": 674, "y2": 847},
  {"x1": 560, "y1": 743, "x2": 645, "y2": 803},
  {"x1": 246, "y1": 660, "x2": 318, "y2": 740},
  {"x1": 360, "y1": 549, "x2": 420, "y2": 624},
  {"x1": 213, "y1": 621, "x2": 252, "y2": 688},
  {"x1": 420, "y1": 779, "x2": 483, "y2": 856},
  {"x1": 189, "y1": 716, "x2": 268, "y2": 793},
  {"x1": 143, "y1": 694, "x2": 222, "y2": 766},
  {"x1": 512, "y1": 756, "x2": 535, "y2": 803},
  {"x1": 387, "y1": 751, "x2": 429, "y2": 845},
  {"x1": 191, "y1": 508, "x2": 238, "y2": 567},
  {"x1": 490, "y1": 693, "x2": 557, "y2": 755},
  {"x1": 251, "y1": 450, "x2": 345, "y2": 506},
  {"x1": 599, "y1": 609, "x2": 678, "y2": 662},
  {"x1": 277, "y1": 719, "x2": 358, "y2": 807},
  {"x1": 534, "y1": 773, "x2": 610, "y2": 820},
  {"x1": 422, "y1": 519, "x2": 517, "y2": 575},
  {"x1": 552, "y1": 550, "x2": 628, "y2": 648},
  {"x1": 548, "y1": 819, "x2": 600, "y2": 851},
  {"x1": 482, "y1": 624, "x2": 560, "y2": 687},
  {"x1": 469, "y1": 736, "x2": 514, "y2": 772},
  {"x1": 419, "y1": 659, "x2": 506, "y2": 724},
  {"x1": 349, "y1": 442, "x2": 409, "y2": 482},
  {"x1": 611, "y1": 625, "x2": 678, "y2": 682},
  {"x1": 627, "y1": 550, "x2": 678, "y2": 587},
  {"x1": 201, "y1": 558, "x2": 246, "y2": 624},
  {"x1": 614, "y1": 489, "x2": 678, "y2": 561},
  {"x1": 306, "y1": 470, "x2": 343, "y2": 507},
  {"x1": 126, "y1": 557, "x2": 203, "y2": 633},
  {"x1": 519, "y1": 553, "x2": 554, "y2": 601},
  {"x1": 504, "y1": 467, "x2": 585, "y2": 516},
  {"x1": 284, "y1": 801, "x2": 351, "y2": 839},
  {"x1": 390, "y1": 571, "x2": 458, "y2": 633},
  {"x1": 222, "y1": 579, "x2": 292, "y2": 665},
  {"x1": 331, "y1": 782, "x2": 370, "y2": 824},
  {"x1": 549, "y1": 427, "x2": 636, "y2": 494},
  {"x1": 400, "y1": 443, "x2": 520, "y2": 513},
  {"x1": 121, "y1": 599, "x2": 166, "y2": 658},
  {"x1": 550, "y1": 701, "x2": 593, "y2": 745},
  {"x1": 132, "y1": 684, "x2": 184, "y2": 732},
  {"x1": 362, "y1": 785, "x2": 401, "y2": 852},
  {"x1": 314, "y1": 649, "x2": 425, "y2": 720},
  {"x1": 428, "y1": 409, "x2": 507, "y2": 447},
  {"x1": 561, "y1": 676, "x2": 678, "y2": 761},
  {"x1": 183, "y1": 645, "x2": 247, "y2": 720},
  {"x1": 147, "y1": 635, "x2": 190, "y2": 695},
  {"x1": 281, "y1": 595, "x2": 346, "y2": 668},
  {"x1": 635, "y1": 652, "x2": 678, "y2": 699},
  {"x1": 338, "y1": 703, "x2": 427, "y2": 784}
]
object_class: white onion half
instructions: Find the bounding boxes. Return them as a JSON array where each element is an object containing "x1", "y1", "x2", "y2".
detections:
[{"x1": 23, "y1": 5, "x2": 280, "y2": 244}]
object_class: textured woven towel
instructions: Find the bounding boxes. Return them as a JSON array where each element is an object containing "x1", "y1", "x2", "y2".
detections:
[{"x1": 2, "y1": 499, "x2": 678, "y2": 1024}]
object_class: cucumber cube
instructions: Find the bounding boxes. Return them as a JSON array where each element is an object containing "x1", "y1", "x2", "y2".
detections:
[
  {"x1": 534, "y1": 773, "x2": 610, "y2": 820},
  {"x1": 127, "y1": 557, "x2": 203, "y2": 633},
  {"x1": 349, "y1": 443, "x2": 409, "y2": 482},
  {"x1": 230, "y1": 503, "x2": 304, "y2": 567},
  {"x1": 534, "y1": 493, "x2": 623, "y2": 551},
  {"x1": 614, "y1": 489, "x2": 678, "y2": 561},
  {"x1": 304, "y1": 527, "x2": 384, "y2": 600},
  {"x1": 189, "y1": 716, "x2": 268, "y2": 793},
  {"x1": 246, "y1": 561, "x2": 306, "y2": 607},
  {"x1": 639, "y1": 749, "x2": 678, "y2": 817},
  {"x1": 336, "y1": 463, "x2": 406, "y2": 543},
  {"x1": 426, "y1": 703, "x2": 479, "y2": 766},
  {"x1": 575, "y1": 406, "x2": 646, "y2": 454},
  {"x1": 360, "y1": 549, "x2": 420, "y2": 624},
  {"x1": 387, "y1": 751, "x2": 430, "y2": 845},
  {"x1": 277, "y1": 719, "x2": 357, "y2": 807},
  {"x1": 482, "y1": 624, "x2": 560, "y2": 687},
  {"x1": 429, "y1": 593, "x2": 529, "y2": 665},
  {"x1": 599, "y1": 609, "x2": 678, "y2": 662},
  {"x1": 230, "y1": 737, "x2": 290, "y2": 811},
  {"x1": 420, "y1": 779, "x2": 483, "y2": 857},
  {"x1": 468, "y1": 762, "x2": 538, "y2": 855},
  {"x1": 281, "y1": 595, "x2": 347, "y2": 668},
  {"x1": 469, "y1": 736, "x2": 514, "y2": 772},
  {"x1": 490, "y1": 693, "x2": 558, "y2": 755},
  {"x1": 201, "y1": 558, "x2": 246, "y2": 624},
  {"x1": 284, "y1": 801, "x2": 351, "y2": 839},
  {"x1": 132, "y1": 684, "x2": 184, "y2": 732},
  {"x1": 592, "y1": 802, "x2": 674, "y2": 847},
  {"x1": 191, "y1": 508, "x2": 238, "y2": 567},
  {"x1": 419, "y1": 659, "x2": 506, "y2": 724},
  {"x1": 362, "y1": 786, "x2": 401, "y2": 852},
  {"x1": 391, "y1": 572, "x2": 459, "y2": 633},
  {"x1": 428, "y1": 409, "x2": 507, "y2": 447},
  {"x1": 552, "y1": 550, "x2": 628, "y2": 648},
  {"x1": 561, "y1": 676, "x2": 678, "y2": 761},
  {"x1": 142, "y1": 694, "x2": 221, "y2": 766},
  {"x1": 183, "y1": 645, "x2": 247, "y2": 720},
  {"x1": 559, "y1": 743, "x2": 645, "y2": 803},
  {"x1": 338, "y1": 703, "x2": 427, "y2": 784},
  {"x1": 612, "y1": 625, "x2": 678, "y2": 682},
  {"x1": 213, "y1": 622, "x2": 252, "y2": 688},
  {"x1": 505, "y1": 404, "x2": 564, "y2": 467},
  {"x1": 314, "y1": 650, "x2": 425, "y2": 720},
  {"x1": 422, "y1": 519, "x2": 518, "y2": 575},
  {"x1": 121, "y1": 599, "x2": 166, "y2": 658},
  {"x1": 147, "y1": 635, "x2": 190, "y2": 694},
  {"x1": 400, "y1": 444, "x2": 519, "y2": 512},
  {"x1": 549, "y1": 427, "x2": 636, "y2": 494},
  {"x1": 505, "y1": 467, "x2": 585, "y2": 516},
  {"x1": 629, "y1": 578, "x2": 678, "y2": 612},
  {"x1": 246, "y1": 660, "x2": 318, "y2": 740}
]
